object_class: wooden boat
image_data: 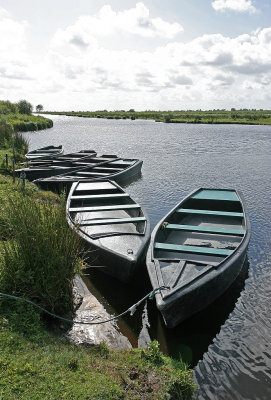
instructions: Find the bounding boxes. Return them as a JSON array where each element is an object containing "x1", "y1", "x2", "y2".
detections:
[
  {"x1": 67, "y1": 180, "x2": 150, "y2": 282},
  {"x1": 16, "y1": 150, "x2": 98, "y2": 181},
  {"x1": 23, "y1": 149, "x2": 97, "y2": 167},
  {"x1": 25, "y1": 145, "x2": 63, "y2": 159},
  {"x1": 34, "y1": 157, "x2": 143, "y2": 192},
  {"x1": 146, "y1": 188, "x2": 251, "y2": 328}
]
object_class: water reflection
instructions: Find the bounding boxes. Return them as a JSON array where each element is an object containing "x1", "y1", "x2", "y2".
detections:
[{"x1": 82, "y1": 258, "x2": 249, "y2": 367}]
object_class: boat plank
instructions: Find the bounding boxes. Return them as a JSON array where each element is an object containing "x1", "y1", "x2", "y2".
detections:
[
  {"x1": 154, "y1": 242, "x2": 233, "y2": 256},
  {"x1": 165, "y1": 224, "x2": 245, "y2": 236},
  {"x1": 80, "y1": 216, "x2": 146, "y2": 226},
  {"x1": 69, "y1": 204, "x2": 141, "y2": 212},
  {"x1": 176, "y1": 208, "x2": 243, "y2": 218}
]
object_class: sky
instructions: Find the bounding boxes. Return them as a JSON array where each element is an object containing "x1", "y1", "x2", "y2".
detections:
[{"x1": 0, "y1": 0, "x2": 271, "y2": 111}]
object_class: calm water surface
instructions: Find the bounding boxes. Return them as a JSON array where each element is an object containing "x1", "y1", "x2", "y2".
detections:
[{"x1": 25, "y1": 116, "x2": 271, "y2": 399}]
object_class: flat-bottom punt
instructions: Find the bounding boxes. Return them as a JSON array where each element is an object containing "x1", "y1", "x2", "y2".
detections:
[
  {"x1": 67, "y1": 180, "x2": 150, "y2": 283},
  {"x1": 35, "y1": 157, "x2": 143, "y2": 193},
  {"x1": 146, "y1": 188, "x2": 251, "y2": 328},
  {"x1": 25, "y1": 145, "x2": 63, "y2": 159},
  {"x1": 17, "y1": 150, "x2": 98, "y2": 180}
]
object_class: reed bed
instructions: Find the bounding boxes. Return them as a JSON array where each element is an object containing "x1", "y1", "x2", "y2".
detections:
[{"x1": 0, "y1": 193, "x2": 85, "y2": 317}]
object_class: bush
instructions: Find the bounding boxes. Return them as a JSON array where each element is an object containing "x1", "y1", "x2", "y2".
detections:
[
  {"x1": 0, "y1": 119, "x2": 13, "y2": 147},
  {"x1": 0, "y1": 194, "x2": 85, "y2": 317}
]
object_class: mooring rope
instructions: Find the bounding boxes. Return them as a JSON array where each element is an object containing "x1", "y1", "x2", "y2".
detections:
[{"x1": 0, "y1": 286, "x2": 169, "y2": 325}]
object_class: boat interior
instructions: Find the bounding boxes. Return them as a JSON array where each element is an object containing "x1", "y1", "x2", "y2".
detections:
[
  {"x1": 69, "y1": 181, "x2": 147, "y2": 239},
  {"x1": 152, "y1": 189, "x2": 246, "y2": 292}
]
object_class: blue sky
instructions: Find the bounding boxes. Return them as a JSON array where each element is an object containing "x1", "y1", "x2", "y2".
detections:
[{"x1": 1, "y1": 0, "x2": 271, "y2": 110}]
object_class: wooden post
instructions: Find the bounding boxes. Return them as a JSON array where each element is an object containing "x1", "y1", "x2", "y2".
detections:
[
  {"x1": 5, "y1": 153, "x2": 8, "y2": 169},
  {"x1": 12, "y1": 131, "x2": 15, "y2": 184},
  {"x1": 22, "y1": 171, "x2": 26, "y2": 190}
]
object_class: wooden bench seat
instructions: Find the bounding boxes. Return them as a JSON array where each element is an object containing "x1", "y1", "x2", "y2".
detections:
[
  {"x1": 176, "y1": 208, "x2": 243, "y2": 218},
  {"x1": 80, "y1": 216, "x2": 146, "y2": 226},
  {"x1": 71, "y1": 193, "x2": 129, "y2": 200},
  {"x1": 69, "y1": 204, "x2": 141, "y2": 212},
  {"x1": 165, "y1": 224, "x2": 245, "y2": 236},
  {"x1": 154, "y1": 242, "x2": 233, "y2": 256}
]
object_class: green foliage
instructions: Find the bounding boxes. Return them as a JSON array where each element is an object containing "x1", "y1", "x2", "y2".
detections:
[
  {"x1": 43, "y1": 109, "x2": 271, "y2": 125},
  {"x1": 0, "y1": 118, "x2": 13, "y2": 148},
  {"x1": 0, "y1": 100, "x2": 18, "y2": 114},
  {"x1": 36, "y1": 104, "x2": 44, "y2": 112},
  {"x1": 140, "y1": 340, "x2": 164, "y2": 365},
  {"x1": 0, "y1": 318, "x2": 196, "y2": 399},
  {"x1": 0, "y1": 193, "x2": 85, "y2": 316},
  {"x1": 17, "y1": 99, "x2": 33, "y2": 115}
]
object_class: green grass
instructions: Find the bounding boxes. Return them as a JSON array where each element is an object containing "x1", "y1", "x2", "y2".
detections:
[
  {"x1": 0, "y1": 180, "x2": 196, "y2": 399},
  {"x1": 0, "y1": 320, "x2": 196, "y2": 399},
  {"x1": 41, "y1": 109, "x2": 271, "y2": 125}
]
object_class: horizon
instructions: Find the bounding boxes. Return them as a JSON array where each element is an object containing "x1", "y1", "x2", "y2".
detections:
[{"x1": 1, "y1": 1, "x2": 271, "y2": 110}]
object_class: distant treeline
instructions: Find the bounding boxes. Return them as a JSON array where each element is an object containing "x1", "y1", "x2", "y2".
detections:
[
  {"x1": 41, "y1": 109, "x2": 271, "y2": 125},
  {"x1": 0, "y1": 100, "x2": 53, "y2": 132}
]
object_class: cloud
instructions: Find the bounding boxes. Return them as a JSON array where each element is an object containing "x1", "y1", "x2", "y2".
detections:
[
  {"x1": 51, "y1": 2, "x2": 183, "y2": 53},
  {"x1": 1, "y1": 4, "x2": 271, "y2": 109},
  {"x1": 212, "y1": 0, "x2": 258, "y2": 14}
]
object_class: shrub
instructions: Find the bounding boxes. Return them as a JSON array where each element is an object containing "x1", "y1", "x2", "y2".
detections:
[
  {"x1": 0, "y1": 194, "x2": 85, "y2": 317},
  {"x1": 0, "y1": 119, "x2": 13, "y2": 147}
]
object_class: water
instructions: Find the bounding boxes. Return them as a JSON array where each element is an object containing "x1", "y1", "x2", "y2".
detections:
[{"x1": 24, "y1": 116, "x2": 271, "y2": 399}]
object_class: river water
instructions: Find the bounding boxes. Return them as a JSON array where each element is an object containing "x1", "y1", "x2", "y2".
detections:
[{"x1": 24, "y1": 115, "x2": 271, "y2": 399}]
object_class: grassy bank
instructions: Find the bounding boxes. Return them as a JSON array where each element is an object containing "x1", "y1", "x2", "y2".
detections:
[
  {"x1": 1, "y1": 100, "x2": 53, "y2": 132},
  {"x1": 0, "y1": 165, "x2": 196, "y2": 397},
  {"x1": 41, "y1": 109, "x2": 271, "y2": 125}
]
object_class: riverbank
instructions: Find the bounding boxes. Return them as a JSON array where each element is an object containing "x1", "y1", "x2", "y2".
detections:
[
  {"x1": 1, "y1": 100, "x2": 53, "y2": 132},
  {"x1": 0, "y1": 165, "x2": 196, "y2": 398},
  {"x1": 40, "y1": 109, "x2": 271, "y2": 125}
]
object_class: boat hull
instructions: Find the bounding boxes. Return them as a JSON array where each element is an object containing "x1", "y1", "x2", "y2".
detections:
[
  {"x1": 148, "y1": 242, "x2": 248, "y2": 328},
  {"x1": 146, "y1": 187, "x2": 251, "y2": 328},
  {"x1": 67, "y1": 179, "x2": 150, "y2": 283},
  {"x1": 35, "y1": 159, "x2": 143, "y2": 193}
]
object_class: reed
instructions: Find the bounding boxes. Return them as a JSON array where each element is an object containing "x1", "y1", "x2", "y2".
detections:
[{"x1": 0, "y1": 193, "x2": 85, "y2": 317}]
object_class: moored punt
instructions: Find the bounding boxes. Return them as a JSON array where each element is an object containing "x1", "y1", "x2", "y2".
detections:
[
  {"x1": 67, "y1": 180, "x2": 150, "y2": 282},
  {"x1": 16, "y1": 150, "x2": 98, "y2": 181},
  {"x1": 146, "y1": 188, "x2": 251, "y2": 328},
  {"x1": 23, "y1": 149, "x2": 97, "y2": 167},
  {"x1": 25, "y1": 145, "x2": 63, "y2": 159},
  {"x1": 34, "y1": 157, "x2": 143, "y2": 192}
]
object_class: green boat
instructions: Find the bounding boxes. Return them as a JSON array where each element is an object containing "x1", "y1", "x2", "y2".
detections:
[{"x1": 146, "y1": 188, "x2": 251, "y2": 328}]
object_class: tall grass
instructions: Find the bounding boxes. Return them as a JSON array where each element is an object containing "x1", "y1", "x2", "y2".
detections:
[
  {"x1": 0, "y1": 118, "x2": 29, "y2": 153},
  {"x1": 0, "y1": 193, "x2": 85, "y2": 317}
]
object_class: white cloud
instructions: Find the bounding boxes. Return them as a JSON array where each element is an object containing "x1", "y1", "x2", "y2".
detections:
[
  {"x1": 1, "y1": 4, "x2": 271, "y2": 110},
  {"x1": 51, "y1": 2, "x2": 183, "y2": 53},
  {"x1": 212, "y1": 0, "x2": 258, "y2": 14}
]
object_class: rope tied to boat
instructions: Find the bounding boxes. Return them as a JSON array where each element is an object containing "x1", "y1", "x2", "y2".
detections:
[
  {"x1": 17, "y1": 171, "x2": 26, "y2": 187},
  {"x1": 0, "y1": 286, "x2": 169, "y2": 325}
]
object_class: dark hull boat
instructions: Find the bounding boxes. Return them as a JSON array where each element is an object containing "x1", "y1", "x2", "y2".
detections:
[
  {"x1": 25, "y1": 149, "x2": 97, "y2": 167},
  {"x1": 16, "y1": 150, "x2": 98, "y2": 181},
  {"x1": 146, "y1": 188, "x2": 251, "y2": 328},
  {"x1": 25, "y1": 145, "x2": 63, "y2": 159},
  {"x1": 67, "y1": 180, "x2": 150, "y2": 282},
  {"x1": 34, "y1": 157, "x2": 143, "y2": 192}
]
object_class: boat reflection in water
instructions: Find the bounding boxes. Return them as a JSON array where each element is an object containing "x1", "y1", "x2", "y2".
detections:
[{"x1": 82, "y1": 257, "x2": 249, "y2": 366}]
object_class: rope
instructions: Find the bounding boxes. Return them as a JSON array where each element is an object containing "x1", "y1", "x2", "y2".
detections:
[
  {"x1": 0, "y1": 286, "x2": 169, "y2": 325},
  {"x1": 17, "y1": 172, "x2": 26, "y2": 187}
]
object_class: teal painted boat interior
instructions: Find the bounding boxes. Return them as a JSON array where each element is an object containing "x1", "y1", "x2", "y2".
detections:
[{"x1": 191, "y1": 189, "x2": 239, "y2": 202}]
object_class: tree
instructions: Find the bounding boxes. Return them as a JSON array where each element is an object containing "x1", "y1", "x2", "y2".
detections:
[
  {"x1": 36, "y1": 104, "x2": 44, "y2": 112},
  {"x1": 17, "y1": 100, "x2": 33, "y2": 115}
]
